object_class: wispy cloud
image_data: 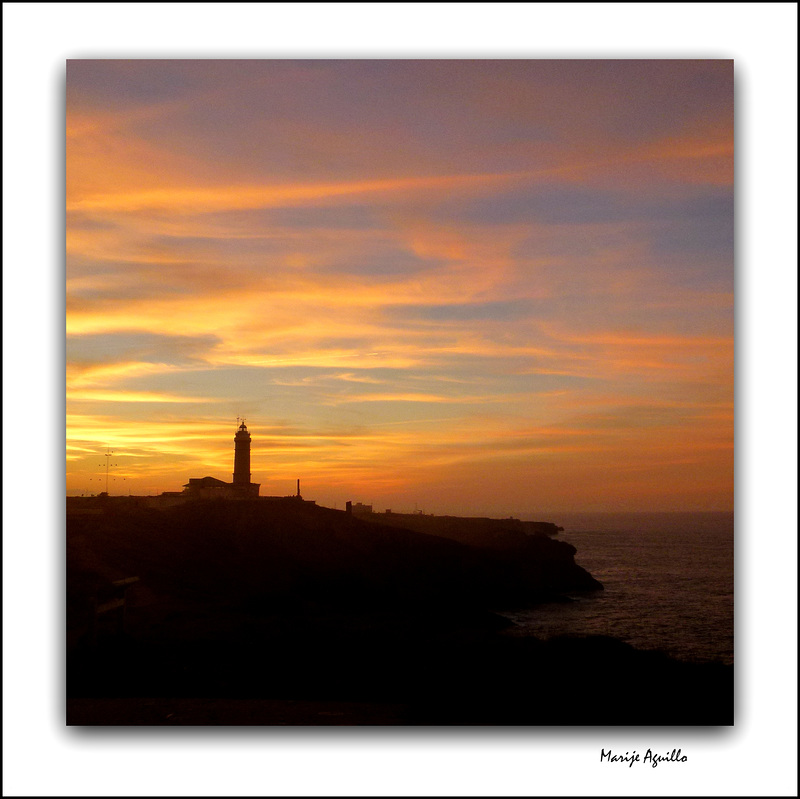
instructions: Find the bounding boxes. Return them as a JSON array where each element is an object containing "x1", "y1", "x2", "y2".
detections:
[{"x1": 66, "y1": 60, "x2": 733, "y2": 511}]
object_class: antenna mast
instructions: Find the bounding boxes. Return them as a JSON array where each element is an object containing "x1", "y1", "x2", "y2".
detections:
[{"x1": 99, "y1": 447, "x2": 117, "y2": 494}]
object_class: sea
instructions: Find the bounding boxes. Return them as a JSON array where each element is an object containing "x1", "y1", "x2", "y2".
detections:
[{"x1": 502, "y1": 512, "x2": 734, "y2": 665}]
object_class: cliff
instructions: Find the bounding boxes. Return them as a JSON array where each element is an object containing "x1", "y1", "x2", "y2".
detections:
[
  {"x1": 359, "y1": 510, "x2": 564, "y2": 547},
  {"x1": 67, "y1": 499, "x2": 598, "y2": 617},
  {"x1": 66, "y1": 498, "x2": 731, "y2": 725}
]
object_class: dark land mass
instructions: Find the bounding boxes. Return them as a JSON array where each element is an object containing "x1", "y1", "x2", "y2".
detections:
[
  {"x1": 66, "y1": 498, "x2": 733, "y2": 726},
  {"x1": 353, "y1": 509, "x2": 564, "y2": 546}
]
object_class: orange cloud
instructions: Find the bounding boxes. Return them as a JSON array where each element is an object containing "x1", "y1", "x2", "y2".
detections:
[
  {"x1": 67, "y1": 390, "x2": 215, "y2": 403},
  {"x1": 67, "y1": 170, "x2": 535, "y2": 215},
  {"x1": 65, "y1": 61, "x2": 733, "y2": 510}
]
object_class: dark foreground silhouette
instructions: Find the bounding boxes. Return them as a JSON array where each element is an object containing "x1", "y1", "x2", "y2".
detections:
[{"x1": 67, "y1": 498, "x2": 732, "y2": 725}]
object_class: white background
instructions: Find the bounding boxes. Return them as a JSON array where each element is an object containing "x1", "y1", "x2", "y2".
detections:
[{"x1": 3, "y1": 3, "x2": 797, "y2": 796}]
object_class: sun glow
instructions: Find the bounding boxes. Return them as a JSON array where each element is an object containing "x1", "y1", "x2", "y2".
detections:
[{"x1": 66, "y1": 60, "x2": 733, "y2": 512}]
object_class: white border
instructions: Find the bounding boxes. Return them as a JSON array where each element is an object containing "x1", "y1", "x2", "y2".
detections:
[{"x1": 3, "y1": 3, "x2": 797, "y2": 796}]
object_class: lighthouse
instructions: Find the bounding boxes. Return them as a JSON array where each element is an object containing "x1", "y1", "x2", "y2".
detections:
[
  {"x1": 233, "y1": 421, "x2": 252, "y2": 485},
  {"x1": 181, "y1": 421, "x2": 260, "y2": 499}
]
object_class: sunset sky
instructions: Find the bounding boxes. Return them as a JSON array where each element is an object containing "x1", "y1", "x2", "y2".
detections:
[{"x1": 66, "y1": 59, "x2": 734, "y2": 513}]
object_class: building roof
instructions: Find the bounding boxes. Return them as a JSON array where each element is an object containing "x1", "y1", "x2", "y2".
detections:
[{"x1": 183, "y1": 476, "x2": 230, "y2": 488}]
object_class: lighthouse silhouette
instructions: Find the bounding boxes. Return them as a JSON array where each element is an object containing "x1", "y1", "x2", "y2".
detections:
[
  {"x1": 182, "y1": 420, "x2": 260, "y2": 499},
  {"x1": 233, "y1": 421, "x2": 252, "y2": 485}
]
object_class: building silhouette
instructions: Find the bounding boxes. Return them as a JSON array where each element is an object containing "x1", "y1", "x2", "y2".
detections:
[
  {"x1": 182, "y1": 421, "x2": 260, "y2": 499},
  {"x1": 66, "y1": 420, "x2": 313, "y2": 508}
]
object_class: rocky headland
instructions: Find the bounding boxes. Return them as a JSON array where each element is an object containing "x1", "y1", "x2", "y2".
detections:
[{"x1": 66, "y1": 497, "x2": 732, "y2": 725}]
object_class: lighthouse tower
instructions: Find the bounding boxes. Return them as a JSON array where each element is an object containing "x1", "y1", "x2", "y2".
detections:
[
  {"x1": 181, "y1": 421, "x2": 260, "y2": 499},
  {"x1": 233, "y1": 421, "x2": 252, "y2": 486}
]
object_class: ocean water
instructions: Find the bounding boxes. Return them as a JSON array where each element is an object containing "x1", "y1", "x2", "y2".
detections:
[{"x1": 502, "y1": 512, "x2": 734, "y2": 665}]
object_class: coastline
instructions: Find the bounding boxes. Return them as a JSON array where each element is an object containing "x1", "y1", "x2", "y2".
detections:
[{"x1": 67, "y1": 499, "x2": 732, "y2": 725}]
